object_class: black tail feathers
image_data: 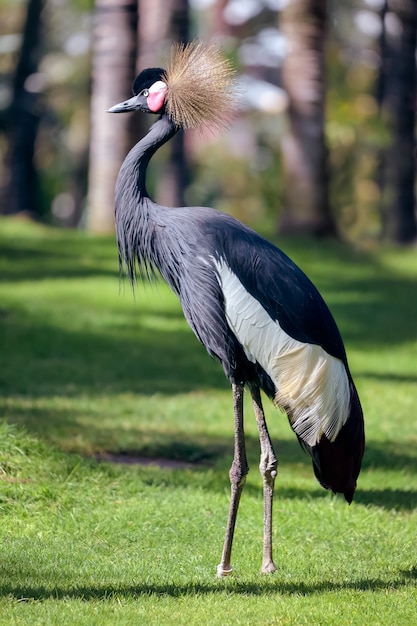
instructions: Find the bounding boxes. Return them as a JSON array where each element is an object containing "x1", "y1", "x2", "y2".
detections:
[{"x1": 305, "y1": 378, "x2": 365, "y2": 503}]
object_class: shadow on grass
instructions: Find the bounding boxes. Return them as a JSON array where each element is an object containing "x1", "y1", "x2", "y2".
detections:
[
  {"x1": 0, "y1": 569, "x2": 416, "y2": 601},
  {"x1": 353, "y1": 488, "x2": 417, "y2": 511},
  {"x1": 357, "y1": 371, "x2": 417, "y2": 384},
  {"x1": 1, "y1": 274, "x2": 232, "y2": 390},
  {"x1": 94, "y1": 430, "x2": 417, "y2": 511},
  {"x1": 0, "y1": 235, "x2": 117, "y2": 283},
  {"x1": 0, "y1": 307, "x2": 226, "y2": 397}
]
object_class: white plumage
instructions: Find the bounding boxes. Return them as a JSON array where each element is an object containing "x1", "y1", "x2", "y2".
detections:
[{"x1": 213, "y1": 258, "x2": 350, "y2": 446}]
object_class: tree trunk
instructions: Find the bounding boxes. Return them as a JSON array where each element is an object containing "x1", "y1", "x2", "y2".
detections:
[
  {"x1": 279, "y1": 0, "x2": 336, "y2": 236},
  {"x1": 86, "y1": 0, "x2": 138, "y2": 233},
  {"x1": 379, "y1": 0, "x2": 417, "y2": 244},
  {"x1": 0, "y1": 0, "x2": 44, "y2": 217}
]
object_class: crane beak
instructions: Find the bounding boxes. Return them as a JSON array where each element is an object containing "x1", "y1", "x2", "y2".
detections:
[{"x1": 107, "y1": 95, "x2": 140, "y2": 114}]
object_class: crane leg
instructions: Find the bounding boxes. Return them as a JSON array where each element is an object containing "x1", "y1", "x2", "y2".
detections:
[
  {"x1": 217, "y1": 383, "x2": 248, "y2": 578},
  {"x1": 249, "y1": 383, "x2": 278, "y2": 574}
]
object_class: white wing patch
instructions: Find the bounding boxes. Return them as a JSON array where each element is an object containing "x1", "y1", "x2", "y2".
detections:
[{"x1": 213, "y1": 258, "x2": 350, "y2": 446}]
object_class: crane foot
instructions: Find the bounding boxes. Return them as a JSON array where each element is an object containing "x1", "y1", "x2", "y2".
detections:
[
  {"x1": 217, "y1": 564, "x2": 233, "y2": 578},
  {"x1": 261, "y1": 561, "x2": 277, "y2": 574}
]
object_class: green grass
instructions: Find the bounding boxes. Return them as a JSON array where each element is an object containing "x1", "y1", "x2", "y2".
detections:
[{"x1": 0, "y1": 215, "x2": 416, "y2": 625}]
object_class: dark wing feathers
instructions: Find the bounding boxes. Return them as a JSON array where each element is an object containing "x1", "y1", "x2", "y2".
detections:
[
  {"x1": 143, "y1": 202, "x2": 346, "y2": 366},
  {"x1": 197, "y1": 209, "x2": 347, "y2": 363}
]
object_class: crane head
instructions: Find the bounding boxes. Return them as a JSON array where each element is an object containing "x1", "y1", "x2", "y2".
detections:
[
  {"x1": 108, "y1": 41, "x2": 237, "y2": 133},
  {"x1": 107, "y1": 68, "x2": 168, "y2": 115}
]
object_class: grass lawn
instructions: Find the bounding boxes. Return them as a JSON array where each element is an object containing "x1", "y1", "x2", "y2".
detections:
[{"x1": 0, "y1": 215, "x2": 416, "y2": 625}]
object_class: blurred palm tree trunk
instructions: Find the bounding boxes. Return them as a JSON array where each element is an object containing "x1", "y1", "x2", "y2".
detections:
[
  {"x1": 279, "y1": 0, "x2": 336, "y2": 236},
  {"x1": 137, "y1": 0, "x2": 171, "y2": 69},
  {"x1": 378, "y1": 0, "x2": 417, "y2": 244},
  {"x1": 0, "y1": 0, "x2": 44, "y2": 217},
  {"x1": 86, "y1": 0, "x2": 138, "y2": 233}
]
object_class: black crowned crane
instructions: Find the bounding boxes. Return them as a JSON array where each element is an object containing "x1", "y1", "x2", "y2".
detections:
[{"x1": 108, "y1": 41, "x2": 365, "y2": 577}]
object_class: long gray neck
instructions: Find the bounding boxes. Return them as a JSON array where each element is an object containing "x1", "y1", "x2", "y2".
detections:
[
  {"x1": 115, "y1": 114, "x2": 179, "y2": 283},
  {"x1": 115, "y1": 114, "x2": 178, "y2": 202}
]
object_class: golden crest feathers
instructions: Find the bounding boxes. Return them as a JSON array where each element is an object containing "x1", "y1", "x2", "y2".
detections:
[{"x1": 163, "y1": 41, "x2": 237, "y2": 132}]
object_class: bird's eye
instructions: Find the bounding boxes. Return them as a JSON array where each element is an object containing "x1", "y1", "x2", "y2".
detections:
[{"x1": 140, "y1": 89, "x2": 149, "y2": 97}]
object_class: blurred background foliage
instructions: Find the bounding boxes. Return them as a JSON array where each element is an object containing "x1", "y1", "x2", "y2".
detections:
[{"x1": 0, "y1": 0, "x2": 416, "y2": 245}]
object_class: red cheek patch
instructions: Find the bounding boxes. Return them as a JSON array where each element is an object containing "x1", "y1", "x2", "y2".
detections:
[{"x1": 147, "y1": 81, "x2": 168, "y2": 113}]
